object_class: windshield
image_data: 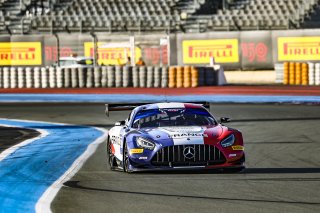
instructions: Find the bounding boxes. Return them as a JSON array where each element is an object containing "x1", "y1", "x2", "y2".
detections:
[{"x1": 132, "y1": 108, "x2": 216, "y2": 128}]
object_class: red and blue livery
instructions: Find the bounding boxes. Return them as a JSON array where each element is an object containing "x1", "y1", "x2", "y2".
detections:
[{"x1": 106, "y1": 102, "x2": 245, "y2": 172}]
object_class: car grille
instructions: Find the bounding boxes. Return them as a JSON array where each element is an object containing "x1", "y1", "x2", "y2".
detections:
[{"x1": 151, "y1": 144, "x2": 226, "y2": 167}]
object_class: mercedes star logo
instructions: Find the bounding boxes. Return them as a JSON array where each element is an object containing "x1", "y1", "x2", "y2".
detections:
[{"x1": 183, "y1": 146, "x2": 195, "y2": 159}]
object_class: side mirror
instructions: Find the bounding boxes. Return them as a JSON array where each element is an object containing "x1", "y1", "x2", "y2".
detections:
[
  {"x1": 115, "y1": 120, "x2": 126, "y2": 126},
  {"x1": 220, "y1": 117, "x2": 231, "y2": 123}
]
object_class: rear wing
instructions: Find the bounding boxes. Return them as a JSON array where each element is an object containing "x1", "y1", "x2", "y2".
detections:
[
  {"x1": 105, "y1": 102, "x2": 210, "y2": 116},
  {"x1": 105, "y1": 103, "x2": 150, "y2": 117}
]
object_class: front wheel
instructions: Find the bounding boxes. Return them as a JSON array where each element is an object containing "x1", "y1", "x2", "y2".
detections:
[
  {"x1": 107, "y1": 138, "x2": 116, "y2": 170},
  {"x1": 123, "y1": 142, "x2": 131, "y2": 173}
]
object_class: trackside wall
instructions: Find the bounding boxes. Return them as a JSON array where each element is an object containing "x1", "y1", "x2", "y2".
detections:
[{"x1": 1, "y1": 29, "x2": 320, "y2": 70}]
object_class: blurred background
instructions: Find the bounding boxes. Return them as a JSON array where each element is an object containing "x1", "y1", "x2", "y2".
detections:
[{"x1": 0, "y1": 0, "x2": 320, "y2": 88}]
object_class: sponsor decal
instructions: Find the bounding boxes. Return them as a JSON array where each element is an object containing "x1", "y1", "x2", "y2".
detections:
[
  {"x1": 84, "y1": 42, "x2": 141, "y2": 65},
  {"x1": 129, "y1": 148, "x2": 144, "y2": 154},
  {"x1": 278, "y1": 37, "x2": 320, "y2": 61},
  {"x1": 168, "y1": 133, "x2": 205, "y2": 138},
  {"x1": 139, "y1": 156, "x2": 148, "y2": 160},
  {"x1": 0, "y1": 42, "x2": 42, "y2": 65},
  {"x1": 232, "y1": 145, "x2": 244, "y2": 151},
  {"x1": 111, "y1": 135, "x2": 121, "y2": 145},
  {"x1": 229, "y1": 154, "x2": 237, "y2": 157},
  {"x1": 143, "y1": 46, "x2": 168, "y2": 65},
  {"x1": 45, "y1": 46, "x2": 73, "y2": 63},
  {"x1": 182, "y1": 39, "x2": 239, "y2": 64},
  {"x1": 162, "y1": 126, "x2": 203, "y2": 133},
  {"x1": 241, "y1": 42, "x2": 268, "y2": 62}
]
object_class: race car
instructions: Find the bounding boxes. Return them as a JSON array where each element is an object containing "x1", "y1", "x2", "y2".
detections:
[{"x1": 106, "y1": 102, "x2": 245, "y2": 172}]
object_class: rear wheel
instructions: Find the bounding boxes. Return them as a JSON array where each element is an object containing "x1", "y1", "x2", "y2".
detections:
[{"x1": 107, "y1": 138, "x2": 116, "y2": 170}]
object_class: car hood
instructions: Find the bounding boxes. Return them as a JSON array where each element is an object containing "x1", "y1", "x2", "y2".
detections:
[{"x1": 139, "y1": 125, "x2": 224, "y2": 146}]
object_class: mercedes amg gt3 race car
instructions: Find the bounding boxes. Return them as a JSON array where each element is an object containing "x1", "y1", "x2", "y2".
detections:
[{"x1": 106, "y1": 102, "x2": 245, "y2": 172}]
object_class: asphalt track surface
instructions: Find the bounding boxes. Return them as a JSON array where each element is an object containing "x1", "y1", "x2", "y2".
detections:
[
  {"x1": 0, "y1": 127, "x2": 39, "y2": 152},
  {"x1": 1, "y1": 103, "x2": 320, "y2": 213}
]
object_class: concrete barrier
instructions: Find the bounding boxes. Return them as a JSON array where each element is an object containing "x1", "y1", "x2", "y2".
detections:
[
  {"x1": 34, "y1": 67, "x2": 41, "y2": 88},
  {"x1": 94, "y1": 66, "x2": 101, "y2": 88},
  {"x1": 146, "y1": 66, "x2": 154, "y2": 88},
  {"x1": 176, "y1": 66, "x2": 183, "y2": 88},
  {"x1": 3, "y1": 67, "x2": 10, "y2": 89},
  {"x1": 49, "y1": 67, "x2": 56, "y2": 88},
  {"x1": 139, "y1": 66, "x2": 146, "y2": 88},
  {"x1": 161, "y1": 66, "x2": 168, "y2": 88},
  {"x1": 132, "y1": 66, "x2": 139, "y2": 88},
  {"x1": 168, "y1": 66, "x2": 176, "y2": 88},
  {"x1": 115, "y1": 66, "x2": 122, "y2": 88},
  {"x1": 101, "y1": 66, "x2": 108, "y2": 87},
  {"x1": 0, "y1": 67, "x2": 2, "y2": 88},
  {"x1": 301, "y1": 63, "x2": 308, "y2": 86},
  {"x1": 154, "y1": 66, "x2": 161, "y2": 88},
  {"x1": 205, "y1": 67, "x2": 215, "y2": 86},
  {"x1": 183, "y1": 66, "x2": 191, "y2": 88},
  {"x1": 71, "y1": 68, "x2": 78, "y2": 88},
  {"x1": 280, "y1": 61, "x2": 320, "y2": 86},
  {"x1": 64, "y1": 68, "x2": 71, "y2": 88},
  {"x1": 123, "y1": 66, "x2": 131, "y2": 88},
  {"x1": 77, "y1": 67, "x2": 84, "y2": 88},
  {"x1": 107, "y1": 66, "x2": 115, "y2": 87},
  {"x1": 191, "y1": 67, "x2": 198, "y2": 88},
  {"x1": 17, "y1": 67, "x2": 25, "y2": 89},
  {"x1": 316, "y1": 63, "x2": 320, "y2": 86},
  {"x1": 274, "y1": 63, "x2": 284, "y2": 84},
  {"x1": 26, "y1": 67, "x2": 33, "y2": 88},
  {"x1": 86, "y1": 67, "x2": 94, "y2": 88},
  {"x1": 56, "y1": 67, "x2": 63, "y2": 88},
  {"x1": 308, "y1": 63, "x2": 315, "y2": 85},
  {"x1": 0, "y1": 65, "x2": 227, "y2": 89},
  {"x1": 41, "y1": 67, "x2": 48, "y2": 88},
  {"x1": 10, "y1": 67, "x2": 17, "y2": 89}
]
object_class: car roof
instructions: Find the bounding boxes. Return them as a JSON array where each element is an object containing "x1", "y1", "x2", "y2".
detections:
[
  {"x1": 135, "y1": 102, "x2": 205, "y2": 111},
  {"x1": 59, "y1": 56, "x2": 93, "y2": 61}
]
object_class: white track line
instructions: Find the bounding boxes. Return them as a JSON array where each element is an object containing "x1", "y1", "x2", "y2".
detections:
[
  {"x1": 0, "y1": 124, "x2": 48, "y2": 162},
  {"x1": 0, "y1": 118, "x2": 108, "y2": 213},
  {"x1": 35, "y1": 127, "x2": 108, "y2": 213}
]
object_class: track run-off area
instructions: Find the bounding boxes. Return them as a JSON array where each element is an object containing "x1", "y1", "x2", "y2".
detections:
[
  {"x1": 0, "y1": 118, "x2": 108, "y2": 213},
  {"x1": 0, "y1": 103, "x2": 319, "y2": 212}
]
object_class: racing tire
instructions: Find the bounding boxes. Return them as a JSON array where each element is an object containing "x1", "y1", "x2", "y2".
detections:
[
  {"x1": 107, "y1": 138, "x2": 116, "y2": 170},
  {"x1": 123, "y1": 142, "x2": 132, "y2": 173}
]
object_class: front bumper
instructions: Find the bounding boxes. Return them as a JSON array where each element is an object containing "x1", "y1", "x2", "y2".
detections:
[{"x1": 127, "y1": 144, "x2": 245, "y2": 172}]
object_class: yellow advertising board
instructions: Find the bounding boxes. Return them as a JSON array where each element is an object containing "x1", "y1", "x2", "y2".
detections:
[
  {"x1": 84, "y1": 42, "x2": 141, "y2": 65},
  {"x1": 0, "y1": 42, "x2": 42, "y2": 66},
  {"x1": 183, "y1": 39, "x2": 239, "y2": 64},
  {"x1": 278, "y1": 37, "x2": 320, "y2": 61}
]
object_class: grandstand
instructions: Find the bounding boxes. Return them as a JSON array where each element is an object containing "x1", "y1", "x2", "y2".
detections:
[{"x1": 0, "y1": 0, "x2": 320, "y2": 34}]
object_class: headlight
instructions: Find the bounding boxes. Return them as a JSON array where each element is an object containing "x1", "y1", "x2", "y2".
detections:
[
  {"x1": 136, "y1": 137, "x2": 155, "y2": 150},
  {"x1": 220, "y1": 134, "x2": 235, "y2": 148}
]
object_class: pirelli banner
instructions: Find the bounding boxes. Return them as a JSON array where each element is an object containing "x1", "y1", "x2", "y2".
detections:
[
  {"x1": 2, "y1": 30, "x2": 320, "y2": 68},
  {"x1": 277, "y1": 36, "x2": 320, "y2": 62},
  {"x1": 177, "y1": 30, "x2": 320, "y2": 70},
  {"x1": 177, "y1": 31, "x2": 275, "y2": 70},
  {"x1": 0, "y1": 36, "x2": 43, "y2": 66},
  {"x1": 177, "y1": 32, "x2": 241, "y2": 69}
]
